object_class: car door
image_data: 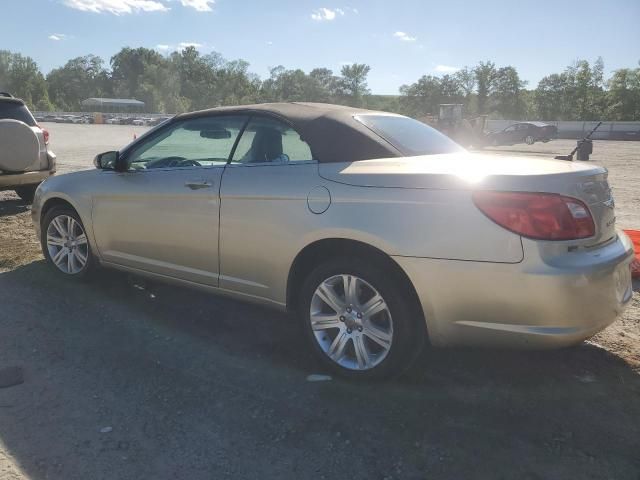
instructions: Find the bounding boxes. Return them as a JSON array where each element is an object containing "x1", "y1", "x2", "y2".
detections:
[
  {"x1": 517, "y1": 123, "x2": 530, "y2": 142},
  {"x1": 91, "y1": 114, "x2": 248, "y2": 286},
  {"x1": 502, "y1": 124, "x2": 518, "y2": 144},
  {"x1": 218, "y1": 115, "x2": 320, "y2": 304}
]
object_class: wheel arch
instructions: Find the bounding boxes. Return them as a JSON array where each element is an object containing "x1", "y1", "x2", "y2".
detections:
[
  {"x1": 39, "y1": 194, "x2": 97, "y2": 255},
  {"x1": 40, "y1": 196, "x2": 78, "y2": 223},
  {"x1": 286, "y1": 238, "x2": 426, "y2": 331}
]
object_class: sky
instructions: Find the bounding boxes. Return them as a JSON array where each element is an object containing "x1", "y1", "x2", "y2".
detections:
[{"x1": 1, "y1": 0, "x2": 639, "y2": 94}]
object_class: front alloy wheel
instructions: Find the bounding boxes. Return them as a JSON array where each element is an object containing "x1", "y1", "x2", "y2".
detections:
[
  {"x1": 525, "y1": 135, "x2": 535, "y2": 145},
  {"x1": 42, "y1": 208, "x2": 93, "y2": 277},
  {"x1": 310, "y1": 274, "x2": 393, "y2": 371}
]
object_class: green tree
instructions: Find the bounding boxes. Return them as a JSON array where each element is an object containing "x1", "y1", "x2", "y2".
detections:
[
  {"x1": 0, "y1": 50, "x2": 52, "y2": 110},
  {"x1": 110, "y1": 47, "x2": 171, "y2": 111},
  {"x1": 572, "y1": 59, "x2": 602, "y2": 119},
  {"x1": 46, "y1": 55, "x2": 109, "y2": 111},
  {"x1": 492, "y1": 66, "x2": 527, "y2": 118},
  {"x1": 534, "y1": 58, "x2": 608, "y2": 120},
  {"x1": 169, "y1": 46, "x2": 215, "y2": 110},
  {"x1": 339, "y1": 63, "x2": 371, "y2": 106},
  {"x1": 399, "y1": 75, "x2": 442, "y2": 117},
  {"x1": 398, "y1": 74, "x2": 463, "y2": 118},
  {"x1": 212, "y1": 58, "x2": 261, "y2": 106},
  {"x1": 309, "y1": 68, "x2": 339, "y2": 101},
  {"x1": 606, "y1": 66, "x2": 640, "y2": 120},
  {"x1": 454, "y1": 66, "x2": 476, "y2": 112},
  {"x1": 474, "y1": 61, "x2": 496, "y2": 114},
  {"x1": 534, "y1": 73, "x2": 566, "y2": 120}
]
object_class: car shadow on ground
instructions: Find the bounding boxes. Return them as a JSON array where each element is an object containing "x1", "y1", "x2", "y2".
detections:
[
  {"x1": 1, "y1": 261, "x2": 639, "y2": 479},
  {"x1": 0, "y1": 197, "x2": 29, "y2": 218}
]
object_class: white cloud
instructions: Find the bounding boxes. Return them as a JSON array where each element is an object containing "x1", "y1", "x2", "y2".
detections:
[
  {"x1": 310, "y1": 7, "x2": 348, "y2": 21},
  {"x1": 63, "y1": 0, "x2": 168, "y2": 14},
  {"x1": 266, "y1": 41, "x2": 273, "y2": 45},
  {"x1": 48, "y1": 33, "x2": 68, "y2": 41},
  {"x1": 155, "y1": 42, "x2": 204, "y2": 52},
  {"x1": 180, "y1": 0, "x2": 214, "y2": 11},
  {"x1": 434, "y1": 64, "x2": 460, "y2": 73},
  {"x1": 393, "y1": 31, "x2": 417, "y2": 42}
]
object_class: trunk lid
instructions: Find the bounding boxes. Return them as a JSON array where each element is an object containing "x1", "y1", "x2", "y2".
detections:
[{"x1": 319, "y1": 153, "x2": 616, "y2": 246}]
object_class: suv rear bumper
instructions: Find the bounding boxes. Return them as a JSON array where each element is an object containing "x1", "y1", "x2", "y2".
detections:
[{"x1": 0, "y1": 169, "x2": 55, "y2": 190}]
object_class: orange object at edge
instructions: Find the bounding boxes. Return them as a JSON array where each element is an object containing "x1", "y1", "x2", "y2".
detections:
[{"x1": 623, "y1": 229, "x2": 640, "y2": 278}]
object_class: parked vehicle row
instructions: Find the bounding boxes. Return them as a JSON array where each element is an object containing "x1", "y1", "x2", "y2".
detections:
[
  {"x1": 30, "y1": 102, "x2": 634, "y2": 379},
  {"x1": 35, "y1": 114, "x2": 94, "y2": 124},
  {"x1": 105, "y1": 115, "x2": 171, "y2": 126},
  {"x1": 35, "y1": 113, "x2": 171, "y2": 126}
]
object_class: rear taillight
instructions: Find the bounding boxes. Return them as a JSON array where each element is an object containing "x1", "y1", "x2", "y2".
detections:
[
  {"x1": 473, "y1": 191, "x2": 595, "y2": 240},
  {"x1": 38, "y1": 125, "x2": 49, "y2": 144}
]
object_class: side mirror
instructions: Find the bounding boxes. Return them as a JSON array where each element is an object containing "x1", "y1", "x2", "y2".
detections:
[{"x1": 94, "y1": 151, "x2": 119, "y2": 170}]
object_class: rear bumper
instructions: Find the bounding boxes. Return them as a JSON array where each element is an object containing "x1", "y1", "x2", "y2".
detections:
[
  {"x1": 394, "y1": 232, "x2": 635, "y2": 348},
  {"x1": 0, "y1": 169, "x2": 54, "y2": 190}
]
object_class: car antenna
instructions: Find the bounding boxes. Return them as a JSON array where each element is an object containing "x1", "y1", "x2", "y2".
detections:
[{"x1": 554, "y1": 121, "x2": 602, "y2": 161}]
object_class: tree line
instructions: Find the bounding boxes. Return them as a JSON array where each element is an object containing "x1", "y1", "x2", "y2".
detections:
[{"x1": 1, "y1": 48, "x2": 638, "y2": 121}]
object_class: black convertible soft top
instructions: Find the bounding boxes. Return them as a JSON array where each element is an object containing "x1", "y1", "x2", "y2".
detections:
[{"x1": 179, "y1": 102, "x2": 403, "y2": 163}]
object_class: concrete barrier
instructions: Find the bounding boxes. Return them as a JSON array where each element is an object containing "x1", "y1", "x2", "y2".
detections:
[{"x1": 487, "y1": 120, "x2": 640, "y2": 141}]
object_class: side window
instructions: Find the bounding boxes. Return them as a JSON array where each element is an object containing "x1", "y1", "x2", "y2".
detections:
[
  {"x1": 231, "y1": 116, "x2": 314, "y2": 164},
  {"x1": 504, "y1": 125, "x2": 516, "y2": 132},
  {"x1": 125, "y1": 115, "x2": 248, "y2": 170}
]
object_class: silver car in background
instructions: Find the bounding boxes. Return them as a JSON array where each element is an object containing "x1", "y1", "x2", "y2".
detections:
[{"x1": 31, "y1": 103, "x2": 634, "y2": 379}]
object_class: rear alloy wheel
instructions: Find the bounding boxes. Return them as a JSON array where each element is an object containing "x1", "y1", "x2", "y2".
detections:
[
  {"x1": 311, "y1": 274, "x2": 393, "y2": 371},
  {"x1": 41, "y1": 207, "x2": 93, "y2": 277},
  {"x1": 300, "y1": 258, "x2": 424, "y2": 380},
  {"x1": 525, "y1": 135, "x2": 535, "y2": 145}
]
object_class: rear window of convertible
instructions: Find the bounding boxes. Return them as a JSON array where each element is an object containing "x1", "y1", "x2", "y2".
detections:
[{"x1": 354, "y1": 114, "x2": 463, "y2": 156}]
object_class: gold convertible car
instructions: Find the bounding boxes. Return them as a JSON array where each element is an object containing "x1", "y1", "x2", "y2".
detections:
[{"x1": 32, "y1": 103, "x2": 634, "y2": 379}]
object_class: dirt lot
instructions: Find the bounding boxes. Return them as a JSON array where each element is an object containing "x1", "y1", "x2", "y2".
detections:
[{"x1": 0, "y1": 125, "x2": 639, "y2": 479}]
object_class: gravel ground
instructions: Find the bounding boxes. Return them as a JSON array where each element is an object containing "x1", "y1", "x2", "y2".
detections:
[{"x1": 0, "y1": 125, "x2": 638, "y2": 479}]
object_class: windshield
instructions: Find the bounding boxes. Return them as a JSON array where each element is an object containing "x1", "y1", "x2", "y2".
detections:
[
  {"x1": 125, "y1": 116, "x2": 247, "y2": 169},
  {"x1": 354, "y1": 114, "x2": 464, "y2": 156}
]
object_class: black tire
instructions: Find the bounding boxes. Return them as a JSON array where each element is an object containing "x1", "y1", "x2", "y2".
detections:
[
  {"x1": 298, "y1": 257, "x2": 425, "y2": 380},
  {"x1": 524, "y1": 135, "x2": 535, "y2": 145},
  {"x1": 41, "y1": 206, "x2": 95, "y2": 279},
  {"x1": 14, "y1": 184, "x2": 39, "y2": 203}
]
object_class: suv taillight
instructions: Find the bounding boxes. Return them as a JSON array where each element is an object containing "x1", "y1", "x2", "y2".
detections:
[
  {"x1": 473, "y1": 191, "x2": 595, "y2": 240},
  {"x1": 38, "y1": 124, "x2": 49, "y2": 144}
]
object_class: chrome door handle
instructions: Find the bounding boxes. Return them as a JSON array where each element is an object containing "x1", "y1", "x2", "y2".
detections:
[{"x1": 185, "y1": 180, "x2": 212, "y2": 190}]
